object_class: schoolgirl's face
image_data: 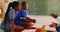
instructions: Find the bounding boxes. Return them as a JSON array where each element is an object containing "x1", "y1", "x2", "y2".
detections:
[{"x1": 15, "y1": 4, "x2": 21, "y2": 11}]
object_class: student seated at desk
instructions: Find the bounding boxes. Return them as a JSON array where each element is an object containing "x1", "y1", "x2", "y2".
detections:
[
  {"x1": 14, "y1": 1, "x2": 36, "y2": 31},
  {"x1": 1, "y1": 1, "x2": 21, "y2": 32}
]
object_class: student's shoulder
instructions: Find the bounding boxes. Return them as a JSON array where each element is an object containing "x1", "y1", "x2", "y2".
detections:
[{"x1": 10, "y1": 8, "x2": 15, "y2": 12}]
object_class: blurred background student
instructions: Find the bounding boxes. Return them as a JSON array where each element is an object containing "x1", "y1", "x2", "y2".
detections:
[
  {"x1": 14, "y1": 1, "x2": 36, "y2": 31},
  {"x1": 51, "y1": 13, "x2": 60, "y2": 32},
  {"x1": 1, "y1": 1, "x2": 21, "y2": 32}
]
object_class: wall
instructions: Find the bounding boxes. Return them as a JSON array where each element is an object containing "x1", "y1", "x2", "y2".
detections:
[{"x1": 18, "y1": 0, "x2": 60, "y2": 15}]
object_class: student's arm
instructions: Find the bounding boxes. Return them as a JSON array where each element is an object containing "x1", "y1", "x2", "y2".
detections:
[
  {"x1": 10, "y1": 19, "x2": 15, "y2": 32},
  {"x1": 20, "y1": 10, "x2": 36, "y2": 23},
  {"x1": 9, "y1": 9, "x2": 15, "y2": 32},
  {"x1": 26, "y1": 17, "x2": 33, "y2": 20},
  {"x1": 20, "y1": 16, "x2": 36, "y2": 23}
]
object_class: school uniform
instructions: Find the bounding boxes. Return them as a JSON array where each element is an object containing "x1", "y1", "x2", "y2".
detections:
[
  {"x1": 14, "y1": 8, "x2": 28, "y2": 28},
  {"x1": 1, "y1": 8, "x2": 16, "y2": 32}
]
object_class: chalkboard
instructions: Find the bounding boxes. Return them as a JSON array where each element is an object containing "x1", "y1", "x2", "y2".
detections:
[{"x1": 18, "y1": 0, "x2": 60, "y2": 15}]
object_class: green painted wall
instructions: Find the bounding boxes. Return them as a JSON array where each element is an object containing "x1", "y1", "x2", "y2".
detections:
[{"x1": 18, "y1": 0, "x2": 60, "y2": 15}]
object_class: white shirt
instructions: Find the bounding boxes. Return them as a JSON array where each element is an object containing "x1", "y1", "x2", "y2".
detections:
[{"x1": 56, "y1": 17, "x2": 60, "y2": 27}]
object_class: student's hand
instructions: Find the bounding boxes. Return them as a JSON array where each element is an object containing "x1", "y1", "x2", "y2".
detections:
[{"x1": 49, "y1": 22, "x2": 57, "y2": 28}]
